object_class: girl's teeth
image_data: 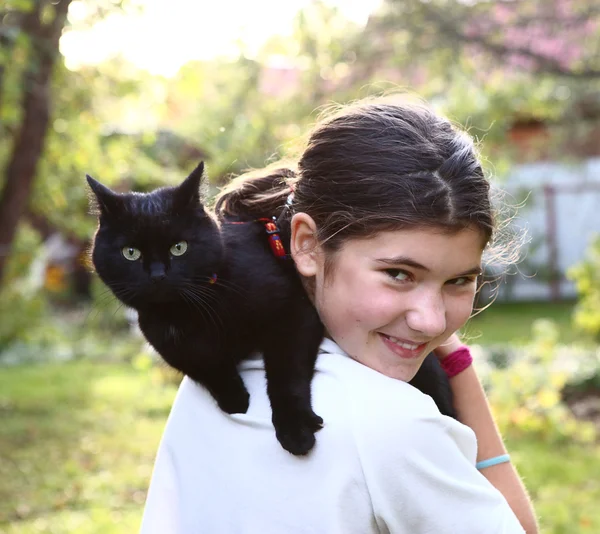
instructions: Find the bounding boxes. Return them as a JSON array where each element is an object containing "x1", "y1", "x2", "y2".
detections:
[{"x1": 387, "y1": 336, "x2": 419, "y2": 350}]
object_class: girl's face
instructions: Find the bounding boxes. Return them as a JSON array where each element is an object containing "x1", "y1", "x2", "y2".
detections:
[{"x1": 292, "y1": 219, "x2": 484, "y2": 382}]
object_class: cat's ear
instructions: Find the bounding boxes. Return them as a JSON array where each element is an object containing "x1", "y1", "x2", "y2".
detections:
[
  {"x1": 86, "y1": 175, "x2": 124, "y2": 217},
  {"x1": 173, "y1": 161, "x2": 205, "y2": 212}
]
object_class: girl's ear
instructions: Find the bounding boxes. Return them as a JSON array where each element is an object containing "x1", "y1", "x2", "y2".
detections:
[{"x1": 290, "y1": 212, "x2": 320, "y2": 277}]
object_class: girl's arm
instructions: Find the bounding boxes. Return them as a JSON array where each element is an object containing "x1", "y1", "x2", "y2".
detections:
[{"x1": 435, "y1": 335, "x2": 539, "y2": 534}]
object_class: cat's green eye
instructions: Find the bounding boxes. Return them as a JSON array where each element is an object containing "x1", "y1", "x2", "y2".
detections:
[
  {"x1": 170, "y1": 241, "x2": 188, "y2": 256},
  {"x1": 122, "y1": 247, "x2": 141, "y2": 261}
]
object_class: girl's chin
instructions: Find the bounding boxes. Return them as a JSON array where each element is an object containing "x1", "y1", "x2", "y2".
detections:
[
  {"x1": 373, "y1": 359, "x2": 423, "y2": 382},
  {"x1": 385, "y1": 370, "x2": 419, "y2": 382}
]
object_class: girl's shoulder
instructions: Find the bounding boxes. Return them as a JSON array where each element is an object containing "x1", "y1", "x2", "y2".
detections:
[
  {"x1": 313, "y1": 338, "x2": 477, "y2": 461},
  {"x1": 315, "y1": 338, "x2": 448, "y2": 416}
]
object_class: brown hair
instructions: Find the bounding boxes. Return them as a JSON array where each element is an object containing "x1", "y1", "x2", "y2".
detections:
[{"x1": 215, "y1": 97, "x2": 494, "y2": 256}]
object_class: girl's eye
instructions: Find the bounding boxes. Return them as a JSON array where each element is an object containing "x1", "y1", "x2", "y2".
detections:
[
  {"x1": 122, "y1": 247, "x2": 141, "y2": 261},
  {"x1": 448, "y1": 276, "x2": 476, "y2": 286},
  {"x1": 385, "y1": 269, "x2": 411, "y2": 282},
  {"x1": 170, "y1": 241, "x2": 188, "y2": 256}
]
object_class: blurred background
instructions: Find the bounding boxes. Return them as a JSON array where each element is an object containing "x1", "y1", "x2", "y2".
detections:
[{"x1": 1, "y1": 0, "x2": 600, "y2": 532}]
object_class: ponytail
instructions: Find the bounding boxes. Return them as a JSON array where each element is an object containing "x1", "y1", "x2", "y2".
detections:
[{"x1": 214, "y1": 165, "x2": 297, "y2": 219}]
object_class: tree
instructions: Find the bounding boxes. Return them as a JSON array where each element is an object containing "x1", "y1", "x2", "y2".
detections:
[
  {"x1": 330, "y1": 0, "x2": 600, "y2": 167},
  {"x1": 362, "y1": 0, "x2": 600, "y2": 80},
  {"x1": 0, "y1": 0, "x2": 73, "y2": 283}
]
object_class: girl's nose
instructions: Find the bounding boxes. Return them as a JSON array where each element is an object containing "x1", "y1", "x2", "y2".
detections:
[{"x1": 405, "y1": 289, "x2": 447, "y2": 339}]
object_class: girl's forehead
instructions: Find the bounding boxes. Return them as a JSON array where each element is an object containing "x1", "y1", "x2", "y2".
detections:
[
  {"x1": 357, "y1": 226, "x2": 484, "y2": 249},
  {"x1": 339, "y1": 227, "x2": 485, "y2": 268}
]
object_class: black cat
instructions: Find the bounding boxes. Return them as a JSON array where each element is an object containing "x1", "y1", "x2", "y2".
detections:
[
  {"x1": 87, "y1": 162, "x2": 456, "y2": 456},
  {"x1": 87, "y1": 162, "x2": 324, "y2": 456}
]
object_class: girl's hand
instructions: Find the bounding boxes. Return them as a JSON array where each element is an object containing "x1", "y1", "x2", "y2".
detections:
[{"x1": 433, "y1": 333, "x2": 463, "y2": 361}]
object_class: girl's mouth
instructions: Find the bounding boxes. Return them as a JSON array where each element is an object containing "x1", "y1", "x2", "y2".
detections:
[{"x1": 379, "y1": 333, "x2": 427, "y2": 359}]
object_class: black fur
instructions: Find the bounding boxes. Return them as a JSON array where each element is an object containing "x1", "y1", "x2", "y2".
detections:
[
  {"x1": 87, "y1": 162, "x2": 456, "y2": 456},
  {"x1": 409, "y1": 354, "x2": 456, "y2": 418},
  {"x1": 87, "y1": 163, "x2": 324, "y2": 455}
]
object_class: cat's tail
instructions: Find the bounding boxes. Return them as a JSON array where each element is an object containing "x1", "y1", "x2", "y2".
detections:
[{"x1": 214, "y1": 165, "x2": 296, "y2": 220}]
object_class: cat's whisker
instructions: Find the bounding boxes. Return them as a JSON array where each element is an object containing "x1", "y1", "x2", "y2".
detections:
[
  {"x1": 211, "y1": 278, "x2": 248, "y2": 297},
  {"x1": 111, "y1": 301, "x2": 126, "y2": 319},
  {"x1": 185, "y1": 290, "x2": 225, "y2": 333},
  {"x1": 85, "y1": 298, "x2": 122, "y2": 325},
  {"x1": 187, "y1": 275, "x2": 246, "y2": 297},
  {"x1": 184, "y1": 292, "x2": 225, "y2": 333},
  {"x1": 180, "y1": 288, "x2": 226, "y2": 337},
  {"x1": 95, "y1": 287, "x2": 121, "y2": 303},
  {"x1": 91, "y1": 296, "x2": 115, "y2": 311},
  {"x1": 179, "y1": 291, "x2": 213, "y2": 325},
  {"x1": 180, "y1": 283, "x2": 223, "y2": 307},
  {"x1": 178, "y1": 291, "x2": 225, "y2": 347},
  {"x1": 90, "y1": 293, "x2": 127, "y2": 314},
  {"x1": 93, "y1": 286, "x2": 135, "y2": 309},
  {"x1": 91, "y1": 287, "x2": 122, "y2": 308},
  {"x1": 113, "y1": 287, "x2": 139, "y2": 299},
  {"x1": 96, "y1": 287, "x2": 115, "y2": 298},
  {"x1": 83, "y1": 284, "x2": 140, "y2": 327},
  {"x1": 182, "y1": 284, "x2": 221, "y2": 305}
]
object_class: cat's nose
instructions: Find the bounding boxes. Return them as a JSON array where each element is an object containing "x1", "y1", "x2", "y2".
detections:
[{"x1": 150, "y1": 263, "x2": 166, "y2": 282}]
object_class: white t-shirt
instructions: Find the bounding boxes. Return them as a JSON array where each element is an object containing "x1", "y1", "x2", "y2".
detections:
[{"x1": 140, "y1": 338, "x2": 524, "y2": 534}]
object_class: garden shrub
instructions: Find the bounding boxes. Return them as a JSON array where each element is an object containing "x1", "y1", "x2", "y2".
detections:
[
  {"x1": 569, "y1": 235, "x2": 600, "y2": 340},
  {"x1": 483, "y1": 319, "x2": 597, "y2": 444}
]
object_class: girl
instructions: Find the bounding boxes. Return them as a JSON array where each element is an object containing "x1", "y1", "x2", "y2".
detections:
[{"x1": 140, "y1": 97, "x2": 538, "y2": 533}]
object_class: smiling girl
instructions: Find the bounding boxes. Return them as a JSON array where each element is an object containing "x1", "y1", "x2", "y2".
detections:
[{"x1": 140, "y1": 97, "x2": 538, "y2": 534}]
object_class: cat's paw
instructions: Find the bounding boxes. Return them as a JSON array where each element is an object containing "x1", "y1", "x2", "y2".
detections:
[
  {"x1": 216, "y1": 388, "x2": 250, "y2": 415},
  {"x1": 305, "y1": 410, "x2": 324, "y2": 431},
  {"x1": 274, "y1": 409, "x2": 324, "y2": 456}
]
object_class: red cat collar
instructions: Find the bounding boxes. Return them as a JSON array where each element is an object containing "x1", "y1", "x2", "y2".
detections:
[
  {"x1": 209, "y1": 216, "x2": 289, "y2": 286},
  {"x1": 259, "y1": 217, "x2": 290, "y2": 259},
  {"x1": 226, "y1": 217, "x2": 291, "y2": 260}
]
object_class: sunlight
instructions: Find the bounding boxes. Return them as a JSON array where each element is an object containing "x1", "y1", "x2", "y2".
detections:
[{"x1": 60, "y1": 0, "x2": 381, "y2": 77}]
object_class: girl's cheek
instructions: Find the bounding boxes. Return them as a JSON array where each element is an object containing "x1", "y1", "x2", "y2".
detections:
[
  {"x1": 452, "y1": 298, "x2": 475, "y2": 328},
  {"x1": 358, "y1": 293, "x2": 400, "y2": 319}
]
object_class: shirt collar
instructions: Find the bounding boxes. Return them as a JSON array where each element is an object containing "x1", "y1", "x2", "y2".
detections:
[{"x1": 318, "y1": 337, "x2": 349, "y2": 357}]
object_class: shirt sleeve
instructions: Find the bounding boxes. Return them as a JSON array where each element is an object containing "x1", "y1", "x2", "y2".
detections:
[{"x1": 355, "y1": 411, "x2": 526, "y2": 534}]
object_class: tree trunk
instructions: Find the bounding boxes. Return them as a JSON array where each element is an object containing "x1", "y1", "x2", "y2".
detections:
[
  {"x1": 0, "y1": 10, "x2": 9, "y2": 115},
  {"x1": 0, "y1": 0, "x2": 72, "y2": 284}
]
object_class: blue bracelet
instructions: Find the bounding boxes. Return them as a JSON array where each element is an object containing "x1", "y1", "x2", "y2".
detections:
[{"x1": 476, "y1": 454, "x2": 511, "y2": 470}]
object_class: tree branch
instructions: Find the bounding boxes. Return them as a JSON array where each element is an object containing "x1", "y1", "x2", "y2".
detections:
[{"x1": 419, "y1": 1, "x2": 600, "y2": 79}]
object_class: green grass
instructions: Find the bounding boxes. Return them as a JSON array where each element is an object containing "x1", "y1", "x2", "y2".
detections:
[
  {"x1": 1, "y1": 358, "x2": 599, "y2": 533},
  {"x1": 507, "y1": 436, "x2": 600, "y2": 533},
  {"x1": 464, "y1": 300, "x2": 579, "y2": 345},
  {"x1": 0, "y1": 361, "x2": 178, "y2": 534}
]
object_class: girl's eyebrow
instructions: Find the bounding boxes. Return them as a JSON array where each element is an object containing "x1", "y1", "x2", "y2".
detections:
[
  {"x1": 374, "y1": 256, "x2": 482, "y2": 277},
  {"x1": 375, "y1": 256, "x2": 430, "y2": 271}
]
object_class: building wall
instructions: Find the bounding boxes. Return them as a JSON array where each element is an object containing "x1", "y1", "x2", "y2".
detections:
[{"x1": 496, "y1": 157, "x2": 600, "y2": 301}]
